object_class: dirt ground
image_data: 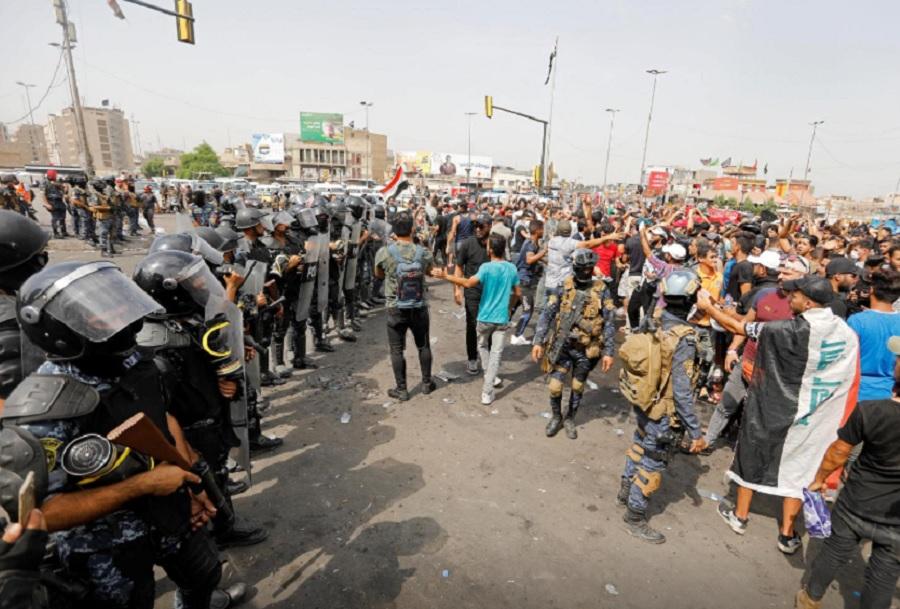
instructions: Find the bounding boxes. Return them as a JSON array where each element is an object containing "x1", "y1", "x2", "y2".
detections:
[{"x1": 38, "y1": 211, "x2": 876, "y2": 609}]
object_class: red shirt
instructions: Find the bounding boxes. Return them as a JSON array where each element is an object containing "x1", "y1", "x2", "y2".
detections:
[
  {"x1": 593, "y1": 242, "x2": 620, "y2": 277},
  {"x1": 741, "y1": 286, "x2": 793, "y2": 381}
]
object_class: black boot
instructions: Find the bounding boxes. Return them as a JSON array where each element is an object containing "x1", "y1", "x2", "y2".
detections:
[
  {"x1": 272, "y1": 337, "x2": 293, "y2": 378},
  {"x1": 623, "y1": 508, "x2": 666, "y2": 544},
  {"x1": 215, "y1": 518, "x2": 269, "y2": 549},
  {"x1": 226, "y1": 479, "x2": 248, "y2": 496},
  {"x1": 291, "y1": 326, "x2": 318, "y2": 369},
  {"x1": 421, "y1": 378, "x2": 437, "y2": 395},
  {"x1": 249, "y1": 433, "x2": 283, "y2": 453},
  {"x1": 564, "y1": 391, "x2": 582, "y2": 440},
  {"x1": 545, "y1": 395, "x2": 564, "y2": 437},
  {"x1": 387, "y1": 387, "x2": 409, "y2": 401},
  {"x1": 616, "y1": 477, "x2": 632, "y2": 507},
  {"x1": 208, "y1": 583, "x2": 248, "y2": 609}
]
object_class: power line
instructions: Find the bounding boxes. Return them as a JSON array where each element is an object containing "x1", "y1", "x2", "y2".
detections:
[{"x1": 2, "y1": 49, "x2": 66, "y2": 125}]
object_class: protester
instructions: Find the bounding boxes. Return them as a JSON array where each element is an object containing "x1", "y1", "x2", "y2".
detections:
[
  {"x1": 510, "y1": 219, "x2": 545, "y2": 345},
  {"x1": 698, "y1": 275, "x2": 860, "y2": 555},
  {"x1": 455, "y1": 212, "x2": 492, "y2": 375},
  {"x1": 433, "y1": 234, "x2": 520, "y2": 404},
  {"x1": 847, "y1": 269, "x2": 900, "y2": 401}
]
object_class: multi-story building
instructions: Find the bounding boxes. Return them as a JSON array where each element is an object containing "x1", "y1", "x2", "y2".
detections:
[
  {"x1": 344, "y1": 128, "x2": 387, "y2": 182},
  {"x1": 45, "y1": 106, "x2": 135, "y2": 175},
  {"x1": 14, "y1": 125, "x2": 49, "y2": 165}
]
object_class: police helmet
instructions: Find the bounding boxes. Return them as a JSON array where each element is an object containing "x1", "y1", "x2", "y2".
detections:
[
  {"x1": 235, "y1": 207, "x2": 273, "y2": 231},
  {"x1": 213, "y1": 225, "x2": 241, "y2": 253},
  {"x1": 347, "y1": 196, "x2": 366, "y2": 219},
  {"x1": 90, "y1": 179, "x2": 107, "y2": 192},
  {"x1": 571, "y1": 248, "x2": 598, "y2": 283},
  {"x1": 661, "y1": 269, "x2": 701, "y2": 298},
  {"x1": 194, "y1": 226, "x2": 227, "y2": 251},
  {"x1": 0, "y1": 210, "x2": 50, "y2": 282},
  {"x1": 17, "y1": 261, "x2": 162, "y2": 359},
  {"x1": 133, "y1": 250, "x2": 221, "y2": 317},
  {"x1": 149, "y1": 232, "x2": 225, "y2": 267},
  {"x1": 0, "y1": 174, "x2": 18, "y2": 185}
]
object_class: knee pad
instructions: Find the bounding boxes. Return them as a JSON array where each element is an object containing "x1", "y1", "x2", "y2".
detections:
[
  {"x1": 548, "y1": 376, "x2": 564, "y2": 398},
  {"x1": 571, "y1": 377, "x2": 584, "y2": 394},
  {"x1": 626, "y1": 443, "x2": 644, "y2": 463},
  {"x1": 634, "y1": 467, "x2": 662, "y2": 498}
]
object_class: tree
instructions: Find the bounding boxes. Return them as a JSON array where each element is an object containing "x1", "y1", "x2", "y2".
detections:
[
  {"x1": 142, "y1": 157, "x2": 165, "y2": 178},
  {"x1": 176, "y1": 142, "x2": 230, "y2": 179}
]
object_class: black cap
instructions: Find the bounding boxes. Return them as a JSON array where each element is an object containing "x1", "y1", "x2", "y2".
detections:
[
  {"x1": 474, "y1": 212, "x2": 492, "y2": 226},
  {"x1": 825, "y1": 257, "x2": 860, "y2": 278},
  {"x1": 783, "y1": 276, "x2": 835, "y2": 305}
]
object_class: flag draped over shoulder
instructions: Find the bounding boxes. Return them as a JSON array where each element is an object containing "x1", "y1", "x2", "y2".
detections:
[{"x1": 727, "y1": 307, "x2": 859, "y2": 499}]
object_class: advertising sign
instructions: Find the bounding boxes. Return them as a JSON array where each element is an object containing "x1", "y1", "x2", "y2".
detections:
[
  {"x1": 432, "y1": 152, "x2": 492, "y2": 180},
  {"x1": 300, "y1": 112, "x2": 344, "y2": 144},
  {"x1": 645, "y1": 170, "x2": 669, "y2": 195},
  {"x1": 250, "y1": 133, "x2": 285, "y2": 164},
  {"x1": 712, "y1": 177, "x2": 739, "y2": 191},
  {"x1": 397, "y1": 151, "x2": 433, "y2": 175}
]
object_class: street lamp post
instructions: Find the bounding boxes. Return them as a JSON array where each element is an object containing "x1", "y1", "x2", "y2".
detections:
[
  {"x1": 804, "y1": 120, "x2": 824, "y2": 181},
  {"x1": 602, "y1": 108, "x2": 619, "y2": 197},
  {"x1": 639, "y1": 69, "x2": 666, "y2": 187},
  {"x1": 359, "y1": 101, "x2": 373, "y2": 183},
  {"x1": 15, "y1": 81, "x2": 38, "y2": 162},
  {"x1": 465, "y1": 111, "x2": 477, "y2": 192}
]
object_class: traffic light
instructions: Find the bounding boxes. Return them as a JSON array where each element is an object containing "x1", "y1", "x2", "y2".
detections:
[
  {"x1": 484, "y1": 95, "x2": 493, "y2": 119},
  {"x1": 175, "y1": 0, "x2": 194, "y2": 44}
]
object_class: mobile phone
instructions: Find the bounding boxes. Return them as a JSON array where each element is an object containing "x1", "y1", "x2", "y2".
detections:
[{"x1": 18, "y1": 471, "x2": 35, "y2": 525}]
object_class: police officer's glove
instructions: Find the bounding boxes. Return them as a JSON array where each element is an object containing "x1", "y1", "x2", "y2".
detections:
[{"x1": 0, "y1": 510, "x2": 48, "y2": 572}]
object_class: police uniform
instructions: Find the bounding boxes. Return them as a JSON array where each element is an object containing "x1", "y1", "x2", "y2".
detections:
[
  {"x1": 2, "y1": 358, "x2": 222, "y2": 609},
  {"x1": 1, "y1": 184, "x2": 30, "y2": 216},
  {"x1": 89, "y1": 185, "x2": 115, "y2": 255},
  {"x1": 43, "y1": 180, "x2": 68, "y2": 238},
  {"x1": 262, "y1": 231, "x2": 303, "y2": 373},
  {"x1": 71, "y1": 185, "x2": 96, "y2": 243},
  {"x1": 533, "y1": 275, "x2": 616, "y2": 432}
]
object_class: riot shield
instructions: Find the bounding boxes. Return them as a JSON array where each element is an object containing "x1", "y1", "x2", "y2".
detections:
[
  {"x1": 205, "y1": 294, "x2": 251, "y2": 483},
  {"x1": 295, "y1": 232, "x2": 319, "y2": 321},
  {"x1": 343, "y1": 219, "x2": 363, "y2": 291},
  {"x1": 315, "y1": 232, "x2": 330, "y2": 316}
]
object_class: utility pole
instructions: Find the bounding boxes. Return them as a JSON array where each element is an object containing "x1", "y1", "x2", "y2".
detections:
[
  {"x1": 131, "y1": 114, "x2": 143, "y2": 159},
  {"x1": 544, "y1": 36, "x2": 559, "y2": 194},
  {"x1": 52, "y1": 0, "x2": 94, "y2": 175},
  {"x1": 465, "y1": 111, "x2": 477, "y2": 191},
  {"x1": 639, "y1": 69, "x2": 666, "y2": 187},
  {"x1": 15, "y1": 81, "x2": 38, "y2": 162},
  {"x1": 804, "y1": 120, "x2": 824, "y2": 181},
  {"x1": 360, "y1": 101, "x2": 373, "y2": 183},
  {"x1": 602, "y1": 108, "x2": 620, "y2": 197}
]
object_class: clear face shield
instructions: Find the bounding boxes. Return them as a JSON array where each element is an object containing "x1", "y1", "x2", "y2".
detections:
[{"x1": 22, "y1": 263, "x2": 164, "y2": 343}]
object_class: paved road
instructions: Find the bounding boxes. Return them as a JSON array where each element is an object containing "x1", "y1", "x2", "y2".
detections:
[{"x1": 36, "y1": 210, "x2": 863, "y2": 609}]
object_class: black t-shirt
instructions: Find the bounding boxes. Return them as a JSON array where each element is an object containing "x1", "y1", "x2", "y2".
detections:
[
  {"x1": 625, "y1": 235, "x2": 645, "y2": 274},
  {"x1": 828, "y1": 294, "x2": 849, "y2": 320},
  {"x1": 434, "y1": 214, "x2": 448, "y2": 241},
  {"x1": 456, "y1": 235, "x2": 488, "y2": 302},
  {"x1": 727, "y1": 260, "x2": 754, "y2": 302},
  {"x1": 837, "y1": 399, "x2": 900, "y2": 525}
]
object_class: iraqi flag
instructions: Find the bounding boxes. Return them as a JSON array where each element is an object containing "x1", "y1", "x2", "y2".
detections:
[
  {"x1": 380, "y1": 166, "x2": 409, "y2": 200},
  {"x1": 727, "y1": 307, "x2": 860, "y2": 499}
]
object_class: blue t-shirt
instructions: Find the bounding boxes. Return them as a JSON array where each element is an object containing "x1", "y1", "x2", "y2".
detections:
[
  {"x1": 516, "y1": 240, "x2": 540, "y2": 286},
  {"x1": 848, "y1": 309, "x2": 900, "y2": 401},
  {"x1": 475, "y1": 260, "x2": 520, "y2": 324}
]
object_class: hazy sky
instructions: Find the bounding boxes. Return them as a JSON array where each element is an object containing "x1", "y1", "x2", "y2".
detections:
[{"x1": 3, "y1": 0, "x2": 899, "y2": 197}]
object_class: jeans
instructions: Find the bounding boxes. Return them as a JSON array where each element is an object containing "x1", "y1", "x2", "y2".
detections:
[
  {"x1": 704, "y1": 364, "x2": 747, "y2": 444},
  {"x1": 806, "y1": 503, "x2": 900, "y2": 609},
  {"x1": 477, "y1": 321, "x2": 508, "y2": 396},
  {"x1": 386, "y1": 307, "x2": 433, "y2": 389},
  {"x1": 142, "y1": 206, "x2": 155, "y2": 230},
  {"x1": 514, "y1": 285, "x2": 536, "y2": 337}
]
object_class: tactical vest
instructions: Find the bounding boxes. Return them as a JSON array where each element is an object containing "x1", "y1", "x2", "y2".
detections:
[
  {"x1": 89, "y1": 192, "x2": 113, "y2": 220},
  {"x1": 555, "y1": 276, "x2": 608, "y2": 359}
]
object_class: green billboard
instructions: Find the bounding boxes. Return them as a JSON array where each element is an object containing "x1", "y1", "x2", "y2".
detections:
[{"x1": 300, "y1": 112, "x2": 345, "y2": 144}]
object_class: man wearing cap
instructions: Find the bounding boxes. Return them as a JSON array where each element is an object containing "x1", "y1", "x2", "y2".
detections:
[
  {"x1": 637, "y1": 222, "x2": 686, "y2": 308},
  {"x1": 544, "y1": 219, "x2": 614, "y2": 301},
  {"x1": 795, "y1": 335, "x2": 900, "y2": 609},
  {"x1": 826, "y1": 257, "x2": 860, "y2": 319},
  {"x1": 698, "y1": 275, "x2": 859, "y2": 556}
]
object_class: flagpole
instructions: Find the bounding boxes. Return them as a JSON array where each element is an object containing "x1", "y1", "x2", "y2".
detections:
[{"x1": 543, "y1": 36, "x2": 558, "y2": 195}]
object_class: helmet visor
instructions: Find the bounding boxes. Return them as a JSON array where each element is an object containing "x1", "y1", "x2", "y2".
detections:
[
  {"x1": 177, "y1": 258, "x2": 226, "y2": 310},
  {"x1": 189, "y1": 233, "x2": 225, "y2": 266},
  {"x1": 44, "y1": 266, "x2": 163, "y2": 342}
]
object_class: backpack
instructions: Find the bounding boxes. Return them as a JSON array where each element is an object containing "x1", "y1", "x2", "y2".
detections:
[
  {"x1": 388, "y1": 244, "x2": 426, "y2": 309},
  {"x1": 618, "y1": 323, "x2": 695, "y2": 420}
]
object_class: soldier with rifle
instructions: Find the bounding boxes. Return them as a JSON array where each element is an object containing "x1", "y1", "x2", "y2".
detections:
[
  {"x1": 0, "y1": 174, "x2": 37, "y2": 219},
  {"x1": 88, "y1": 178, "x2": 116, "y2": 256},
  {"x1": 531, "y1": 249, "x2": 616, "y2": 440}
]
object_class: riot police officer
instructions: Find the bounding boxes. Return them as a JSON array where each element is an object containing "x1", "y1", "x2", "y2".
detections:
[
  {"x1": 262, "y1": 211, "x2": 303, "y2": 377},
  {"x1": 42, "y1": 170, "x2": 69, "y2": 239},
  {"x1": 0, "y1": 211, "x2": 49, "y2": 400},
  {"x1": 133, "y1": 250, "x2": 268, "y2": 550},
  {"x1": 326, "y1": 199, "x2": 356, "y2": 343},
  {"x1": 89, "y1": 178, "x2": 116, "y2": 256},
  {"x1": 286, "y1": 206, "x2": 322, "y2": 369},
  {"x1": 311, "y1": 200, "x2": 334, "y2": 352},
  {"x1": 531, "y1": 249, "x2": 616, "y2": 440},
  {"x1": 5, "y1": 260, "x2": 246, "y2": 608},
  {"x1": 343, "y1": 197, "x2": 368, "y2": 332},
  {"x1": 616, "y1": 269, "x2": 705, "y2": 544}
]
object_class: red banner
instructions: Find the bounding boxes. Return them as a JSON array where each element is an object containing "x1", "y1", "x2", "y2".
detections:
[{"x1": 645, "y1": 171, "x2": 669, "y2": 195}]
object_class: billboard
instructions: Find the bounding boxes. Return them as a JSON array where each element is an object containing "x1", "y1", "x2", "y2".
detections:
[
  {"x1": 250, "y1": 133, "x2": 284, "y2": 164},
  {"x1": 396, "y1": 151, "x2": 433, "y2": 175},
  {"x1": 300, "y1": 112, "x2": 344, "y2": 143},
  {"x1": 645, "y1": 170, "x2": 669, "y2": 195},
  {"x1": 712, "y1": 177, "x2": 739, "y2": 191},
  {"x1": 432, "y1": 152, "x2": 492, "y2": 180}
]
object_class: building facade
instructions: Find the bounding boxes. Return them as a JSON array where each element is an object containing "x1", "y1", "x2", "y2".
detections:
[
  {"x1": 344, "y1": 128, "x2": 388, "y2": 182},
  {"x1": 46, "y1": 106, "x2": 135, "y2": 175}
]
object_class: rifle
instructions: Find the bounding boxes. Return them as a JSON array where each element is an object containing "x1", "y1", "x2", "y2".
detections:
[
  {"x1": 107, "y1": 413, "x2": 234, "y2": 528},
  {"x1": 545, "y1": 289, "x2": 588, "y2": 366}
]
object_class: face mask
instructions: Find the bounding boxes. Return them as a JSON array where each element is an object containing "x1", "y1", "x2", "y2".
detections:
[{"x1": 850, "y1": 250, "x2": 860, "y2": 261}]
